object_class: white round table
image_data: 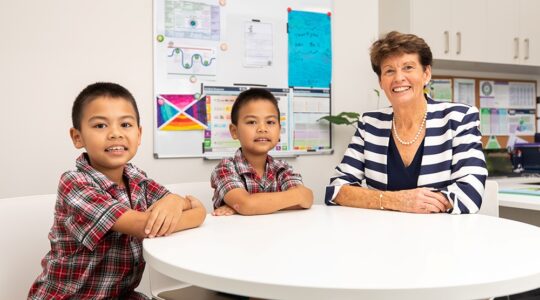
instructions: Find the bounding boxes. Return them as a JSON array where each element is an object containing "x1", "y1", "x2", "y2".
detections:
[{"x1": 143, "y1": 205, "x2": 540, "y2": 300}]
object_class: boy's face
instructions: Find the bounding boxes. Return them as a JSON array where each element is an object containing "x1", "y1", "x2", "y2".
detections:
[
  {"x1": 229, "y1": 99, "x2": 280, "y2": 157},
  {"x1": 70, "y1": 96, "x2": 142, "y2": 176}
]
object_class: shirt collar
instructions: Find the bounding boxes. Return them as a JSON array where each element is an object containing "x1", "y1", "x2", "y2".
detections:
[
  {"x1": 233, "y1": 148, "x2": 276, "y2": 176},
  {"x1": 76, "y1": 153, "x2": 145, "y2": 190}
]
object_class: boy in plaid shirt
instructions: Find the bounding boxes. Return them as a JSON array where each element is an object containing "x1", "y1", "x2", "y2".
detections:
[
  {"x1": 211, "y1": 88, "x2": 313, "y2": 216},
  {"x1": 28, "y1": 82, "x2": 206, "y2": 299}
]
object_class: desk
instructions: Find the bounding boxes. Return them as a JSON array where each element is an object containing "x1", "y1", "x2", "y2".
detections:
[
  {"x1": 495, "y1": 176, "x2": 540, "y2": 211},
  {"x1": 143, "y1": 205, "x2": 540, "y2": 300}
]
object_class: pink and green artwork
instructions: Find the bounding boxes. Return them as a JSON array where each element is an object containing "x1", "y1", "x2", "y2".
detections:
[{"x1": 156, "y1": 94, "x2": 208, "y2": 131}]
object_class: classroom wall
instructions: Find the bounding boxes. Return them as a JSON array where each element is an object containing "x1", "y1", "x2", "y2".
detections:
[{"x1": 0, "y1": 1, "x2": 380, "y2": 200}]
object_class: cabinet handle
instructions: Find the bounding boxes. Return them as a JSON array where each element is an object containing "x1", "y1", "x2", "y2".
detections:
[
  {"x1": 444, "y1": 31, "x2": 449, "y2": 54},
  {"x1": 514, "y1": 37, "x2": 519, "y2": 59},
  {"x1": 456, "y1": 32, "x2": 461, "y2": 55},
  {"x1": 524, "y1": 38, "x2": 530, "y2": 60}
]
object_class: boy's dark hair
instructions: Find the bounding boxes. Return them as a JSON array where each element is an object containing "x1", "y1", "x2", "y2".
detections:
[
  {"x1": 72, "y1": 82, "x2": 140, "y2": 130},
  {"x1": 230, "y1": 88, "x2": 280, "y2": 125}
]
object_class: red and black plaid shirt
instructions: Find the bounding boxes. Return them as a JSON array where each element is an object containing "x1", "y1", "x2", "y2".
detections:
[
  {"x1": 210, "y1": 148, "x2": 303, "y2": 208},
  {"x1": 28, "y1": 153, "x2": 168, "y2": 300}
]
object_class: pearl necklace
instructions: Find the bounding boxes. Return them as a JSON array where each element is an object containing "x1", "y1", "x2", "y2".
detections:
[{"x1": 392, "y1": 110, "x2": 427, "y2": 146}]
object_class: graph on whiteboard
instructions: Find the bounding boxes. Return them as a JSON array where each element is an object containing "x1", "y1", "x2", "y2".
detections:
[{"x1": 166, "y1": 45, "x2": 217, "y2": 77}]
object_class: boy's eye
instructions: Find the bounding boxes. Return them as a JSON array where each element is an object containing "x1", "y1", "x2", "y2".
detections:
[
  {"x1": 121, "y1": 122, "x2": 132, "y2": 128},
  {"x1": 94, "y1": 124, "x2": 107, "y2": 129},
  {"x1": 246, "y1": 120, "x2": 256, "y2": 125},
  {"x1": 267, "y1": 120, "x2": 276, "y2": 125}
]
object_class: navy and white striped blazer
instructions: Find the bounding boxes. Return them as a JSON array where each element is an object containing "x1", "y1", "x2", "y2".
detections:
[{"x1": 325, "y1": 97, "x2": 487, "y2": 214}]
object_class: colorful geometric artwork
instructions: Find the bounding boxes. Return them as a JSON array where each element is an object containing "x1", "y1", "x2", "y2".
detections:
[
  {"x1": 156, "y1": 94, "x2": 208, "y2": 131},
  {"x1": 156, "y1": 101, "x2": 180, "y2": 127}
]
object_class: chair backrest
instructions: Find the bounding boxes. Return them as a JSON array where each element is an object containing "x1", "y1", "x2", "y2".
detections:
[
  {"x1": 478, "y1": 180, "x2": 499, "y2": 217},
  {"x1": 0, "y1": 182, "x2": 213, "y2": 299},
  {"x1": 0, "y1": 194, "x2": 56, "y2": 300},
  {"x1": 165, "y1": 181, "x2": 214, "y2": 212}
]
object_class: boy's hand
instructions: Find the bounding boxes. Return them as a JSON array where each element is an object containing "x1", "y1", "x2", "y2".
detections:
[
  {"x1": 293, "y1": 185, "x2": 313, "y2": 209},
  {"x1": 212, "y1": 204, "x2": 236, "y2": 216},
  {"x1": 186, "y1": 195, "x2": 203, "y2": 209},
  {"x1": 146, "y1": 194, "x2": 185, "y2": 238}
]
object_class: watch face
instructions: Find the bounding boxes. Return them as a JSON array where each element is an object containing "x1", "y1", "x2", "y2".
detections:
[{"x1": 481, "y1": 81, "x2": 493, "y2": 96}]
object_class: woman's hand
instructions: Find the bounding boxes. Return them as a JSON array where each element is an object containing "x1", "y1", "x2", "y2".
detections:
[{"x1": 397, "y1": 188, "x2": 451, "y2": 213}]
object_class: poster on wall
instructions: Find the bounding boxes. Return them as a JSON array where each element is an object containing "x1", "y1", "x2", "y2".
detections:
[{"x1": 288, "y1": 10, "x2": 332, "y2": 88}]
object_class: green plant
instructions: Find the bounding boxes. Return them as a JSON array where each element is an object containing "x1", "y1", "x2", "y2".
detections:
[
  {"x1": 318, "y1": 112, "x2": 360, "y2": 127},
  {"x1": 318, "y1": 89, "x2": 380, "y2": 128}
]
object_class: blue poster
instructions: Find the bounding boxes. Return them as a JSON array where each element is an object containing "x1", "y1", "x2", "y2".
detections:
[{"x1": 288, "y1": 10, "x2": 332, "y2": 88}]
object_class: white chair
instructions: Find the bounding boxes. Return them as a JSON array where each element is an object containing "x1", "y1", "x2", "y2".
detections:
[
  {"x1": 0, "y1": 194, "x2": 56, "y2": 299},
  {"x1": 144, "y1": 181, "x2": 214, "y2": 300},
  {"x1": 478, "y1": 180, "x2": 499, "y2": 217}
]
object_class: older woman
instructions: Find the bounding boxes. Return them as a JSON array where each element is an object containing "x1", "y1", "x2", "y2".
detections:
[{"x1": 325, "y1": 31, "x2": 487, "y2": 214}]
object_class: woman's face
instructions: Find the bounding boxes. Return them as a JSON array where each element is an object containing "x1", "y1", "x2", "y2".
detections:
[{"x1": 379, "y1": 53, "x2": 431, "y2": 107}]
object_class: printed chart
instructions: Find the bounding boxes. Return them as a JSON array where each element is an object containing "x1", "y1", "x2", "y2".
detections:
[{"x1": 167, "y1": 45, "x2": 217, "y2": 76}]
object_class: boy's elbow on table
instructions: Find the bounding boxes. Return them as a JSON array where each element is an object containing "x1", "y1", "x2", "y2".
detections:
[{"x1": 233, "y1": 200, "x2": 259, "y2": 215}]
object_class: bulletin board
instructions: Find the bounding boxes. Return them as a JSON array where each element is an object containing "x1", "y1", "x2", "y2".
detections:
[
  {"x1": 430, "y1": 76, "x2": 538, "y2": 149},
  {"x1": 152, "y1": 0, "x2": 333, "y2": 158}
]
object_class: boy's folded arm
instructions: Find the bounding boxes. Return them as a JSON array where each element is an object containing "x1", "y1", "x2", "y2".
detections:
[
  {"x1": 171, "y1": 196, "x2": 206, "y2": 231},
  {"x1": 281, "y1": 185, "x2": 314, "y2": 210},
  {"x1": 224, "y1": 185, "x2": 313, "y2": 215},
  {"x1": 145, "y1": 194, "x2": 206, "y2": 237},
  {"x1": 112, "y1": 195, "x2": 206, "y2": 239},
  {"x1": 111, "y1": 210, "x2": 150, "y2": 239}
]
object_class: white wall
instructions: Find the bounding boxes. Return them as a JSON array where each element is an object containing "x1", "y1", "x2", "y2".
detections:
[{"x1": 0, "y1": 1, "x2": 380, "y2": 201}]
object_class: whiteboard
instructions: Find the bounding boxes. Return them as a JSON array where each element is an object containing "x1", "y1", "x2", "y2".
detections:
[{"x1": 153, "y1": 0, "x2": 333, "y2": 158}]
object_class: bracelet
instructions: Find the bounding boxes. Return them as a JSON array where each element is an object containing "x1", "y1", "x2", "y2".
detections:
[{"x1": 379, "y1": 192, "x2": 385, "y2": 210}]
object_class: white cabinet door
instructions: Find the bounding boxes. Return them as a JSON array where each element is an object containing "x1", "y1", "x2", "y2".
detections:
[
  {"x1": 452, "y1": 0, "x2": 487, "y2": 62},
  {"x1": 410, "y1": 0, "x2": 453, "y2": 59},
  {"x1": 486, "y1": 0, "x2": 519, "y2": 64},
  {"x1": 411, "y1": 0, "x2": 486, "y2": 62},
  {"x1": 380, "y1": 0, "x2": 540, "y2": 66},
  {"x1": 519, "y1": 0, "x2": 540, "y2": 66}
]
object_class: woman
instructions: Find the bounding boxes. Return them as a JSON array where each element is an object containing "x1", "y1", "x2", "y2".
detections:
[{"x1": 325, "y1": 31, "x2": 487, "y2": 214}]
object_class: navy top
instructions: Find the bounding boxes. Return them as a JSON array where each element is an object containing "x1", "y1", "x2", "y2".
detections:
[
  {"x1": 387, "y1": 134, "x2": 424, "y2": 191},
  {"x1": 326, "y1": 96, "x2": 488, "y2": 214}
]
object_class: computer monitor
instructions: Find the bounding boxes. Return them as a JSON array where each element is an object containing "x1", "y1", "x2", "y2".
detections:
[{"x1": 515, "y1": 143, "x2": 540, "y2": 173}]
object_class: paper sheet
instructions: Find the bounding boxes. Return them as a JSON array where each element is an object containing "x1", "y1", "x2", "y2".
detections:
[
  {"x1": 453, "y1": 78, "x2": 475, "y2": 106},
  {"x1": 244, "y1": 21, "x2": 273, "y2": 67},
  {"x1": 288, "y1": 10, "x2": 332, "y2": 88},
  {"x1": 428, "y1": 79, "x2": 452, "y2": 102}
]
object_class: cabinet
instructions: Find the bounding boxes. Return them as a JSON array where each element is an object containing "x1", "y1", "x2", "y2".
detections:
[
  {"x1": 486, "y1": 0, "x2": 540, "y2": 66},
  {"x1": 379, "y1": 0, "x2": 540, "y2": 67},
  {"x1": 380, "y1": 0, "x2": 486, "y2": 62},
  {"x1": 516, "y1": 0, "x2": 540, "y2": 66}
]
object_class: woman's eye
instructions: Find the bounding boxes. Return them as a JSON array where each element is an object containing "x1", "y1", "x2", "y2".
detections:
[
  {"x1": 404, "y1": 65, "x2": 414, "y2": 71},
  {"x1": 384, "y1": 70, "x2": 394, "y2": 75}
]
